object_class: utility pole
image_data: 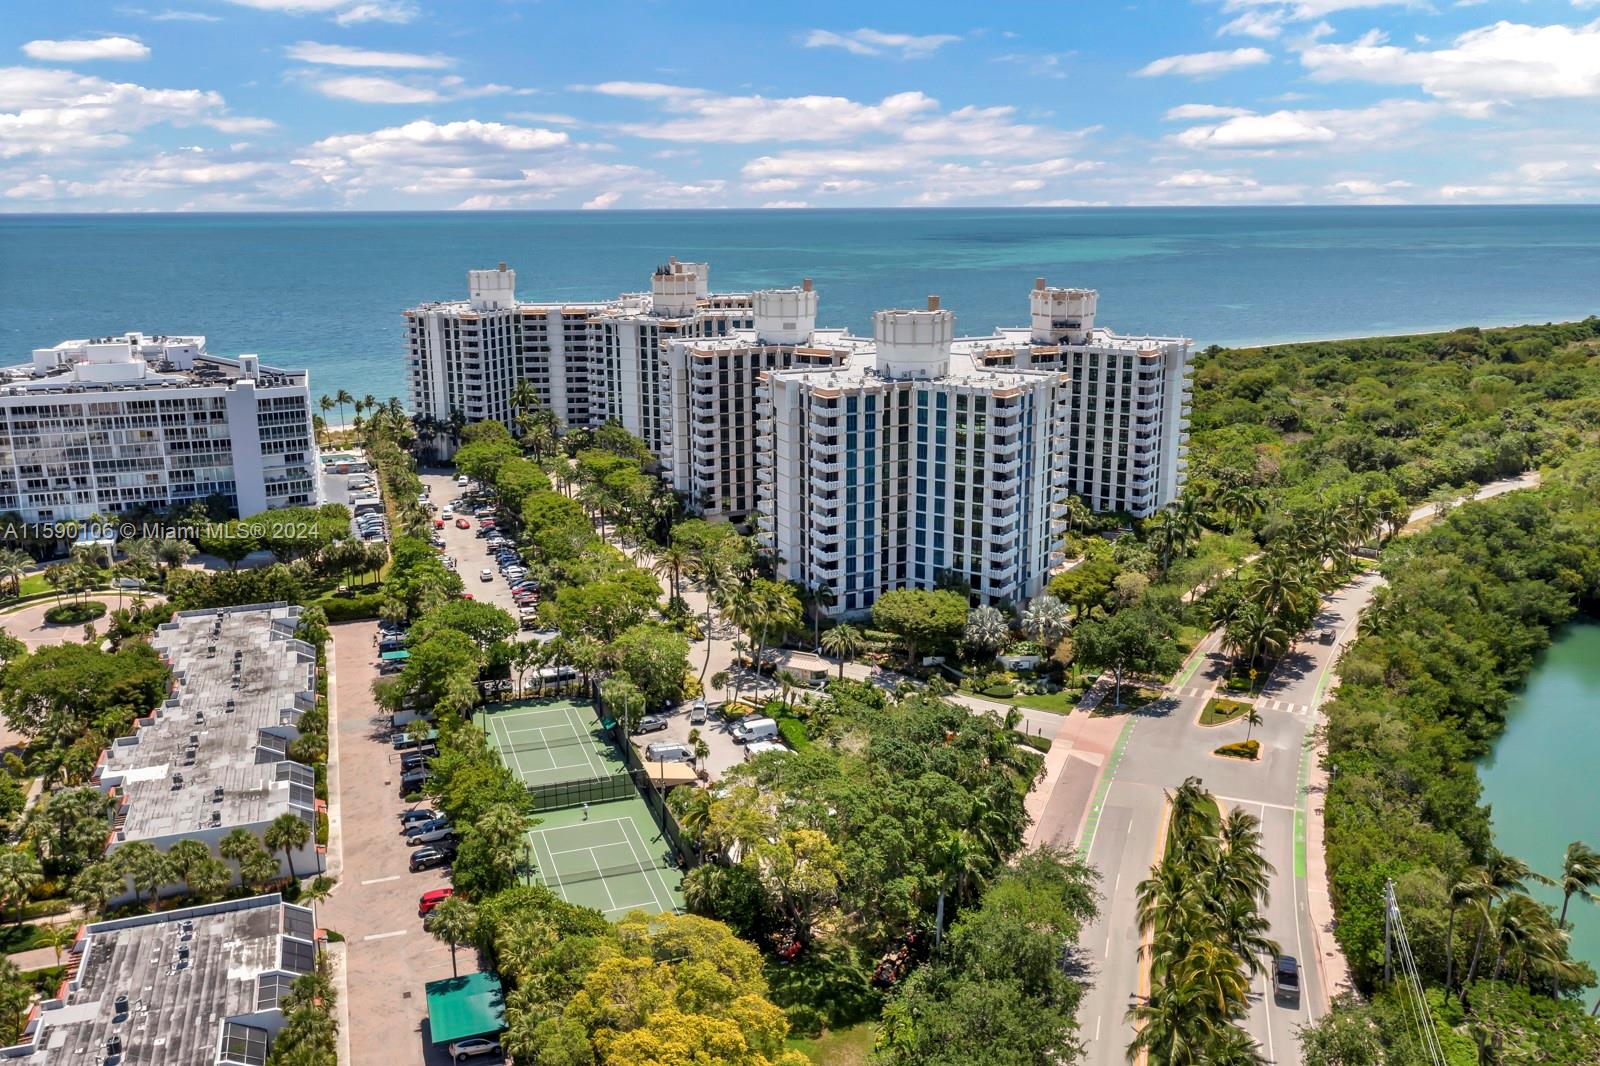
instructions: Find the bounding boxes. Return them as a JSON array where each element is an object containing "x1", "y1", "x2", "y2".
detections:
[{"x1": 1383, "y1": 878, "x2": 1395, "y2": 985}]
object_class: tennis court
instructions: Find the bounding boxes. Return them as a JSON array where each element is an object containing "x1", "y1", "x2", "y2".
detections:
[
  {"x1": 476, "y1": 698, "x2": 625, "y2": 793},
  {"x1": 524, "y1": 795, "x2": 684, "y2": 920}
]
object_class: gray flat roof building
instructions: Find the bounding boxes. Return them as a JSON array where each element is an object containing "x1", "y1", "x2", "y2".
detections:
[
  {"x1": 1, "y1": 894, "x2": 317, "y2": 1065},
  {"x1": 95, "y1": 603, "x2": 321, "y2": 887}
]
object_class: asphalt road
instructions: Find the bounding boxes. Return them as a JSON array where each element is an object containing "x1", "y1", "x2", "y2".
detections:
[{"x1": 1073, "y1": 472, "x2": 1541, "y2": 1065}]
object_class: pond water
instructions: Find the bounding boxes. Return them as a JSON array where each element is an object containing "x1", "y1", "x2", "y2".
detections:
[{"x1": 1478, "y1": 618, "x2": 1600, "y2": 982}]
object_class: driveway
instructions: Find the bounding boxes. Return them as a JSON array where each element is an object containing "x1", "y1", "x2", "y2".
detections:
[
  {"x1": 422, "y1": 472, "x2": 536, "y2": 634},
  {"x1": 320, "y1": 620, "x2": 495, "y2": 1066},
  {"x1": 1, "y1": 590, "x2": 165, "y2": 651}
]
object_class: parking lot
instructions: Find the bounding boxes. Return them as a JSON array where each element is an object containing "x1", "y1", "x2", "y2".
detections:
[
  {"x1": 321, "y1": 620, "x2": 499, "y2": 1066},
  {"x1": 420, "y1": 471, "x2": 534, "y2": 630}
]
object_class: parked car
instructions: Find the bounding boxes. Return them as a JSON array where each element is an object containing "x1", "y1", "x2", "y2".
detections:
[
  {"x1": 433, "y1": 518, "x2": 445, "y2": 529},
  {"x1": 399, "y1": 808, "x2": 437, "y2": 827},
  {"x1": 733, "y1": 716, "x2": 780, "y2": 744},
  {"x1": 440, "y1": 507, "x2": 453, "y2": 518},
  {"x1": 632, "y1": 715, "x2": 669, "y2": 735},
  {"x1": 448, "y1": 1037, "x2": 501, "y2": 1062},
  {"x1": 418, "y1": 887, "x2": 455, "y2": 916},
  {"x1": 406, "y1": 819, "x2": 454, "y2": 845},
  {"x1": 479, "y1": 568, "x2": 494, "y2": 582},
  {"x1": 455, "y1": 517, "x2": 471, "y2": 529},
  {"x1": 400, "y1": 752, "x2": 428, "y2": 773},
  {"x1": 399, "y1": 768, "x2": 431, "y2": 795},
  {"x1": 1273, "y1": 955, "x2": 1300, "y2": 1004},
  {"x1": 688, "y1": 698, "x2": 708, "y2": 724},
  {"x1": 409, "y1": 846, "x2": 449, "y2": 872},
  {"x1": 456, "y1": 475, "x2": 470, "y2": 487}
]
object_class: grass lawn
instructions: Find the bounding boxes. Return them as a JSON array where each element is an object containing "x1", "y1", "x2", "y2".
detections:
[
  {"x1": 17, "y1": 574, "x2": 53, "y2": 598},
  {"x1": 1200, "y1": 697, "x2": 1254, "y2": 727},
  {"x1": 0, "y1": 923, "x2": 46, "y2": 954},
  {"x1": 1092, "y1": 685, "x2": 1164, "y2": 716},
  {"x1": 788, "y1": 1022, "x2": 877, "y2": 1066}
]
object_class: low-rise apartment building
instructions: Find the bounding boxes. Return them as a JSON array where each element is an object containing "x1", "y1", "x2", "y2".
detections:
[
  {"x1": 0, "y1": 333, "x2": 319, "y2": 525},
  {"x1": 94, "y1": 603, "x2": 321, "y2": 901},
  {"x1": 1, "y1": 893, "x2": 319, "y2": 1065}
]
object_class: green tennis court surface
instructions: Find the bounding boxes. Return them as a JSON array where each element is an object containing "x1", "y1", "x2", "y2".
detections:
[
  {"x1": 476, "y1": 699, "x2": 626, "y2": 794},
  {"x1": 524, "y1": 798, "x2": 685, "y2": 920}
]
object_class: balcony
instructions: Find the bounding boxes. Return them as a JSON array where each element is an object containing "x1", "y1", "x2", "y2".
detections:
[
  {"x1": 989, "y1": 546, "x2": 1018, "y2": 569},
  {"x1": 757, "y1": 465, "x2": 774, "y2": 484},
  {"x1": 813, "y1": 542, "x2": 843, "y2": 563},
  {"x1": 756, "y1": 417, "x2": 773, "y2": 434},
  {"x1": 757, "y1": 513, "x2": 775, "y2": 532},
  {"x1": 811, "y1": 435, "x2": 842, "y2": 456},
  {"x1": 990, "y1": 456, "x2": 1020, "y2": 477},
  {"x1": 811, "y1": 523, "x2": 842, "y2": 544},
  {"x1": 989, "y1": 513, "x2": 1019, "y2": 537},
  {"x1": 810, "y1": 455, "x2": 843, "y2": 477},
  {"x1": 756, "y1": 450, "x2": 774, "y2": 467},
  {"x1": 756, "y1": 401, "x2": 773, "y2": 417}
]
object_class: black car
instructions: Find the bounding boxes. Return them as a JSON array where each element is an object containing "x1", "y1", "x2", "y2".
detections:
[
  {"x1": 398, "y1": 807, "x2": 436, "y2": 827},
  {"x1": 1273, "y1": 955, "x2": 1300, "y2": 1003},
  {"x1": 409, "y1": 846, "x2": 449, "y2": 872},
  {"x1": 632, "y1": 715, "x2": 669, "y2": 735},
  {"x1": 400, "y1": 752, "x2": 428, "y2": 773}
]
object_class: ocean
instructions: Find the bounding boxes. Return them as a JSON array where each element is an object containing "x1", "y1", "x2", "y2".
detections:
[{"x1": 2, "y1": 206, "x2": 1598, "y2": 404}]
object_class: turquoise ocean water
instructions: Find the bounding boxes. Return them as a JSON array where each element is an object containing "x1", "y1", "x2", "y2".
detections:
[{"x1": 2, "y1": 206, "x2": 1598, "y2": 403}]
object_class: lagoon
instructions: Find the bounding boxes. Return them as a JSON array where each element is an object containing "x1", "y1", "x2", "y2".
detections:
[{"x1": 1478, "y1": 619, "x2": 1600, "y2": 983}]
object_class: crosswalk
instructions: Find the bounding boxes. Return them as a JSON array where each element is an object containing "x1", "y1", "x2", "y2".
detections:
[{"x1": 1162, "y1": 684, "x2": 1314, "y2": 718}]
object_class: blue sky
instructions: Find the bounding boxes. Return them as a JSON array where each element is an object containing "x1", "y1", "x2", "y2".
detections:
[{"x1": 3, "y1": 0, "x2": 1599, "y2": 210}]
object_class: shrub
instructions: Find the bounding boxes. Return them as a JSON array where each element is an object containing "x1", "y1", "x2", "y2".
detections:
[
  {"x1": 775, "y1": 715, "x2": 811, "y2": 753},
  {"x1": 319, "y1": 592, "x2": 384, "y2": 622},
  {"x1": 1200, "y1": 697, "x2": 1254, "y2": 727},
  {"x1": 1214, "y1": 739, "x2": 1260, "y2": 760},
  {"x1": 981, "y1": 683, "x2": 1016, "y2": 698},
  {"x1": 1016, "y1": 732, "x2": 1052, "y2": 754},
  {"x1": 44, "y1": 601, "x2": 107, "y2": 626}
]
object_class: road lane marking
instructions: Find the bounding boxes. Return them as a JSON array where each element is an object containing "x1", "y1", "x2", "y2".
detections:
[
  {"x1": 1077, "y1": 716, "x2": 1136, "y2": 854},
  {"x1": 360, "y1": 875, "x2": 401, "y2": 886},
  {"x1": 363, "y1": 929, "x2": 407, "y2": 941}
]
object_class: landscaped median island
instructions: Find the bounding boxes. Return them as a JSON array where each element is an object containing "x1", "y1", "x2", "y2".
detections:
[{"x1": 1199, "y1": 696, "x2": 1252, "y2": 727}]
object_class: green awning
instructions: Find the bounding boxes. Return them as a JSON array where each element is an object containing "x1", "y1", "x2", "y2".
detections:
[
  {"x1": 426, "y1": 971, "x2": 506, "y2": 1044},
  {"x1": 380, "y1": 649, "x2": 410, "y2": 662}
]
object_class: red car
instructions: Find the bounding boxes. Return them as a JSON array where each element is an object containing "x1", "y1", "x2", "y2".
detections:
[
  {"x1": 419, "y1": 887, "x2": 454, "y2": 916},
  {"x1": 455, "y1": 517, "x2": 471, "y2": 529},
  {"x1": 433, "y1": 518, "x2": 445, "y2": 529}
]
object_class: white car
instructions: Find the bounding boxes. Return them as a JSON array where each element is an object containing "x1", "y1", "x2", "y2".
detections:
[
  {"x1": 479, "y1": 568, "x2": 494, "y2": 582},
  {"x1": 448, "y1": 1037, "x2": 500, "y2": 1062},
  {"x1": 440, "y1": 506, "x2": 453, "y2": 519},
  {"x1": 456, "y1": 475, "x2": 470, "y2": 487}
]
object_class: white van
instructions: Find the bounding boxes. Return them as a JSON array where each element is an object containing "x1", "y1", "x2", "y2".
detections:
[
  {"x1": 732, "y1": 716, "x2": 779, "y2": 744},
  {"x1": 743, "y1": 740, "x2": 789, "y2": 761},
  {"x1": 644, "y1": 741, "x2": 694, "y2": 763}
]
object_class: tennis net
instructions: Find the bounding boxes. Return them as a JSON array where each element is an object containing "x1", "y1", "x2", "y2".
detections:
[
  {"x1": 497, "y1": 728, "x2": 599, "y2": 754},
  {"x1": 541, "y1": 856, "x2": 673, "y2": 888},
  {"x1": 527, "y1": 772, "x2": 634, "y2": 811}
]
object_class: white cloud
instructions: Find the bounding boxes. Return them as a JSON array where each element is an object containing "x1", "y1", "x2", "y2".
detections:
[
  {"x1": 295, "y1": 118, "x2": 638, "y2": 208},
  {"x1": 762, "y1": 200, "x2": 810, "y2": 208},
  {"x1": 147, "y1": 10, "x2": 223, "y2": 21},
  {"x1": 1162, "y1": 169, "x2": 1256, "y2": 188},
  {"x1": 305, "y1": 70, "x2": 524, "y2": 104},
  {"x1": 1136, "y1": 47, "x2": 1271, "y2": 78},
  {"x1": 285, "y1": 41, "x2": 450, "y2": 69},
  {"x1": 802, "y1": 28, "x2": 960, "y2": 59},
  {"x1": 588, "y1": 85, "x2": 940, "y2": 144},
  {"x1": 1172, "y1": 99, "x2": 1443, "y2": 151},
  {"x1": 581, "y1": 190, "x2": 620, "y2": 209},
  {"x1": 219, "y1": 0, "x2": 416, "y2": 23},
  {"x1": 1220, "y1": 0, "x2": 1417, "y2": 20},
  {"x1": 1301, "y1": 21, "x2": 1600, "y2": 101},
  {"x1": 0, "y1": 65, "x2": 267, "y2": 158},
  {"x1": 507, "y1": 112, "x2": 581, "y2": 127},
  {"x1": 992, "y1": 52, "x2": 1071, "y2": 78},
  {"x1": 1325, "y1": 177, "x2": 1415, "y2": 201},
  {"x1": 1163, "y1": 103, "x2": 1255, "y2": 120},
  {"x1": 23, "y1": 37, "x2": 151, "y2": 62},
  {"x1": 1220, "y1": 11, "x2": 1286, "y2": 39},
  {"x1": 745, "y1": 177, "x2": 801, "y2": 192},
  {"x1": 815, "y1": 178, "x2": 874, "y2": 194}
]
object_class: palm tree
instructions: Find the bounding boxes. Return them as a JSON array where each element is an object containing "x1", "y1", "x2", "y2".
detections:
[
  {"x1": 0, "y1": 549, "x2": 30, "y2": 599},
  {"x1": 1445, "y1": 866, "x2": 1491, "y2": 991},
  {"x1": 264, "y1": 813, "x2": 312, "y2": 881},
  {"x1": 687, "y1": 545, "x2": 733, "y2": 683},
  {"x1": 651, "y1": 542, "x2": 692, "y2": 603},
  {"x1": 1462, "y1": 852, "x2": 1552, "y2": 993},
  {"x1": 219, "y1": 826, "x2": 261, "y2": 872},
  {"x1": 153, "y1": 536, "x2": 195, "y2": 583},
  {"x1": 820, "y1": 623, "x2": 863, "y2": 679},
  {"x1": 962, "y1": 605, "x2": 1010, "y2": 657},
  {"x1": 33, "y1": 922, "x2": 78, "y2": 966},
  {"x1": 1021, "y1": 594, "x2": 1071, "y2": 650},
  {"x1": 427, "y1": 895, "x2": 478, "y2": 978},
  {"x1": 333, "y1": 388, "x2": 353, "y2": 432},
  {"x1": 1556, "y1": 840, "x2": 1600, "y2": 929},
  {"x1": 805, "y1": 582, "x2": 835, "y2": 648},
  {"x1": 0, "y1": 848, "x2": 41, "y2": 925},
  {"x1": 1241, "y1": 707, "x2": 1263, "y2": 743}
]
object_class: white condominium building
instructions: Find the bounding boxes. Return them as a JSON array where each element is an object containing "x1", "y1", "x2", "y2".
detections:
[
  {"x1": 760, "y1": 298, "x2": 1072, "y2": 617},
  {"x1": 966, "y1": 280, "x2": 1191, "y2": 517},
  {"x1": 0, "y1": 334, "x2": 319, "y2": 524},
  {"x1": 405, "y1": 259, "x2": 754, "y2": 456},
  {"x1": 664, "y1": 281, "x2": 865, "y2": 519}
]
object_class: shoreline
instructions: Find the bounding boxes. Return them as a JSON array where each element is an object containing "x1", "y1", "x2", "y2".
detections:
[{"x1": 1201, "y1": 310, "x2": 1598, "y2": 354}]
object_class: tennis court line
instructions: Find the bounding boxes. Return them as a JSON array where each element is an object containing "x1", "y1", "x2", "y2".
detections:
[
  {"x1": 527, "y1": 827, "x2": 569, "y2": 904},
  {"x1": 542, "y1": 817, "x2": 631, "y2": 851},
  {"x1": 560, "y1": 702, "x2": 606, "y2": 778},
  {"x1": 615, "y1": 814, "x2": 678, "y2": 915},
  {"x1": 583, "y1": 847, "x2": 622, "y2": 914}
]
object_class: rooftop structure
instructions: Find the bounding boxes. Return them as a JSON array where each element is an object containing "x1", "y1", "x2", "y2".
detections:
[
  {"x1": 0, "y1": 332, "x2": 319, "y2": 524},
  {"x1": 95, "y1": 604, "x2": 321, "y2": 896},
  {"x1": 1, "y1": 894, "x2": 318, "y2": 1066}
]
